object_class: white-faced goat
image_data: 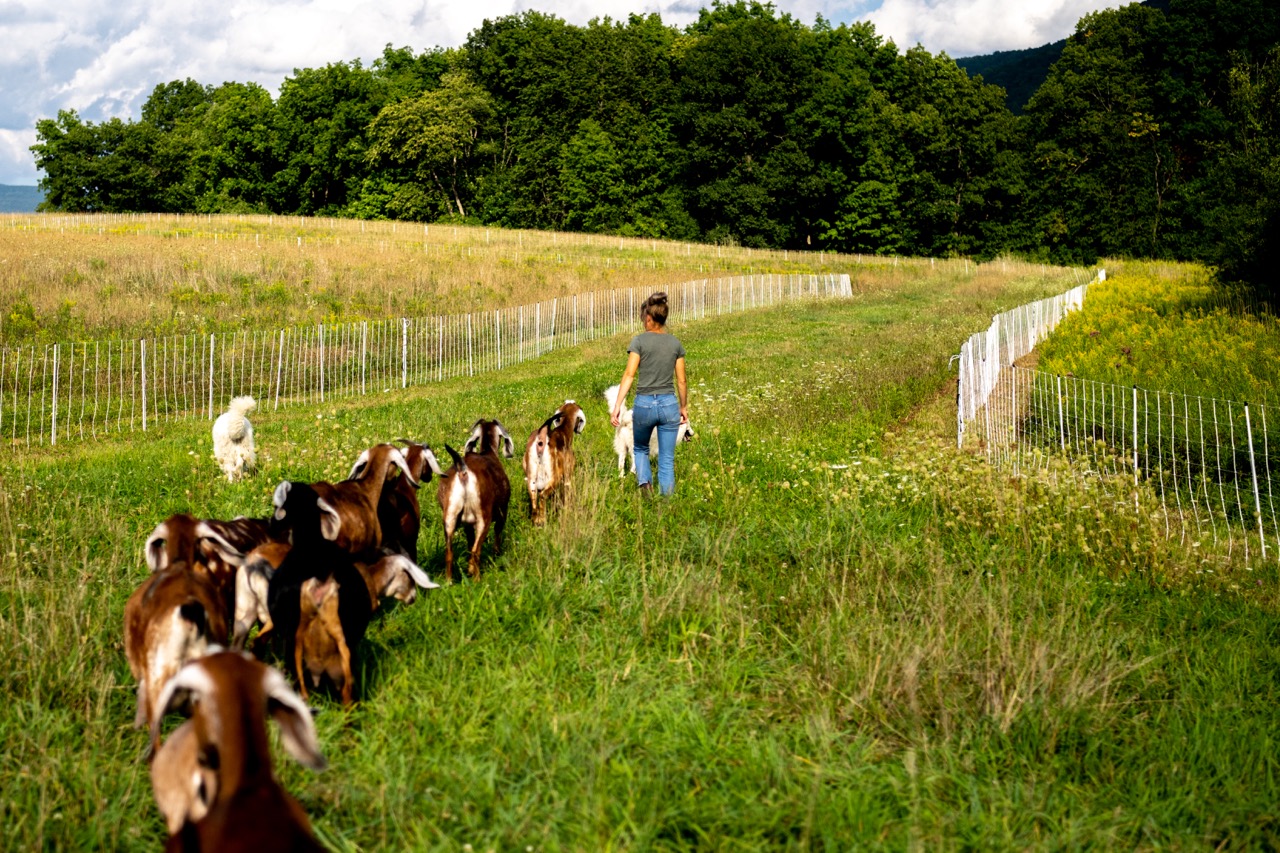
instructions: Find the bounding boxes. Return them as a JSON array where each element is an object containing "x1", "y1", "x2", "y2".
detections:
[
  {"x1": 211, "y1": 395, "x2": 258, "y2": 482},
  {"x1": 148, "y1": 650, "x2": 326, "y2": 850},
  {"x1": 437, "y1": 420, "x2": 513, "y2": 582},
  {"x1": 309, "y1": 443, "x2": 419, "y2": 557},
  {"x1": 604, "y1": 384, "x2": 695, "y2": 478},
  {"x1": 522, "y1": 401, "x2": 586, "y2": 526},
  {"x1": 124, "y1": 564, "x2": 229, "y2": 748}
]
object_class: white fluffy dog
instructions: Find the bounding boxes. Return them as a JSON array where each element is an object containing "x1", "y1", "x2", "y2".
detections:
[
  {"x1": 212, "y1": 396, "x2": 257, "y2": 482},
  {"x1": 604, "y1": 384, "x2": 694, "y2": 479}
]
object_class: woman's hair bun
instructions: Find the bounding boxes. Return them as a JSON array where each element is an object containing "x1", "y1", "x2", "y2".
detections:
[{"x1": 648, "y1": 292, "x2": 668, "y2": 305}]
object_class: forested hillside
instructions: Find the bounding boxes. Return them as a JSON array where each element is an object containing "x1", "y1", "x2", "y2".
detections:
[
  {"x1": 28, "y1": 0, "x2": 1280, "y2": 299},
  {"x1": 956, "y1": 42, "x2": 1065, "y2": 114},
  {"x1": 0, "y1": 185, "x2": 42, "y2": 213}
]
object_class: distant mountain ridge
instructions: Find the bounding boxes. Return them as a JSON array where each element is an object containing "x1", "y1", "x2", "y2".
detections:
[
  {"x1": 955, "y1": 41, "x2": 1065, "y2": 114},
  {"x1": 956, "y1": 0, "x2": 1171, "y2": 113},
  {"x1": 0, "y1": 185, "x2": 43, "y2": 213}
]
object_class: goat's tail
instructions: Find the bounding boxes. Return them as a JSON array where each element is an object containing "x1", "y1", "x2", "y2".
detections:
[
  {"x1": 178, "y1": 598, "x2": 209, "y2": 636},
  {"x1": 444, "y1": 444, "x2": 466, "y2": 477}
]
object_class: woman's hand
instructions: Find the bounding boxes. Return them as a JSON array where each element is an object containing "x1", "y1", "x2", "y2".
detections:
[
  {"x1": 610, "y1": 408, "x2": 621, "y2": 427},
  {"x1": 679, "y1": 406, "x2": 689, "y2": 425}
]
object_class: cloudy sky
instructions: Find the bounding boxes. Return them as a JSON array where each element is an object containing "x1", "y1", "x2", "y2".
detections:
[{"x1": 0, "y1": 0, "x2": 1122, "y2": 185}]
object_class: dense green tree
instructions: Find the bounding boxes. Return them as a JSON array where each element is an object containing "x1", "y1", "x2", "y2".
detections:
[
  {"x1": 32, "y1": 111, "x2": 161, "y2": 211},
  {"x1": 372, "y1": 44, "x2": 451, "y2": 99},
  {"x1": 675, "y1": 1, "x2": 818, "y2": 247},
  {"x1": 1021, "y1": 5, "x2": 1181, "y2": 263},
  {"x1": 1197, "y1": 47, "x2": 1280, "y2": 301},
  {"x1": 272, "y1": 60, "x2": 392, "y2": 214},
  {"x1": 190, "y1": 82, "x2": 279, "y2": 212},
  {"x1": 366, "y1": 68, "x2": 493, "y2": 219}
]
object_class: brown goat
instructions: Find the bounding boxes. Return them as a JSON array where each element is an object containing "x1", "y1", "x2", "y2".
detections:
[
  {"x1": 295, "y1": 565, "x2": 372, "y2": 706},
  {"x1": 148, "y1": 650, "x2": 326, "y2": 851},
  {"x1": 522, "y1": 401, "x2": 586, "y2": 526},
  {"x1": 378, "y1": 439, "x2": 444, "y2": 559},
  {"x1": 437, "y1": 420, "x2": 514, "y2": 582},
  {"x1": 144, "y1": 513, "x2": 272, "y2": 631},
  {"x1": 231, "y1": 541, "x2": 290, "y2": 650},
  {"x1": 310, "y1": 443, "x2": 418, "y2": 557},
  {"x1": 123, "y1": 564, "x2": 229, "y2": 745}
]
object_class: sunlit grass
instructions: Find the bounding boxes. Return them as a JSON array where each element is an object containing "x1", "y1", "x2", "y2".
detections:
[
  {"x1": 1, "y1": 260, "x2": 1276, "y2": 850},
  {"x1": 0, "y1": 213, "x2": 1029, "y2": 346},
  {"x1": 1039, "y1": 260, "x2": 1280, "y2": 408}
]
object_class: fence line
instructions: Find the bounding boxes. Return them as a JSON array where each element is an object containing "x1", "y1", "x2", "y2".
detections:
[
  {"x1": 0, "y1": 273, "x2": 850, "y2": 449},
  {"x1": 957, "y1": 271, "x2": 1278, "y2": 564},
  {"x1": 956, "y1": 274, "x2": 1096, "y2": 448}
]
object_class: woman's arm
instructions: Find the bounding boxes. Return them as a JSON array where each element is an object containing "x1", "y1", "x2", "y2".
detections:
[
  {"x1": 611, "y1": 352, "x2": 641, "y2": 427},
  {"x1": 675, "y1": 356, "x2": 688, "y2": 424}
]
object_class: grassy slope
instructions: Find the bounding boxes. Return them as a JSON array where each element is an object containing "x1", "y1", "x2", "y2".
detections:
[{"x1": 2, "y1": 264, "x2": 1278, "y2": 850}]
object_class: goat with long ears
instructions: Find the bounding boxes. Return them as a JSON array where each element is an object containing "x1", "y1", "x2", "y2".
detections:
[
  {"x1": 377, "y1": 439, "x2": 445, "y2": 560},
  {"x1": 522, "y1": 401, "x2": 586, "y2": 526},
  {"x1": 437, "y1": 420, "x2": 513, "y2": 582},
  {"x1": 308, "y1": 442, "x2": 420, "y2": 557},
  {"x1": 147, "y1": 650, "x2": 326, "y2": 850}
]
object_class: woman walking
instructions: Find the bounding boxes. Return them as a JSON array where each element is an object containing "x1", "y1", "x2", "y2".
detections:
[{"x1": 609, "y1": 292, "x2": 688, "y2": 496}]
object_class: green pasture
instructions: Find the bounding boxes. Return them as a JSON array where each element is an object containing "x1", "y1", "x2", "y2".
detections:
[{"x1": 2, "y1": 264, "x2": 1278, "y2": 850}]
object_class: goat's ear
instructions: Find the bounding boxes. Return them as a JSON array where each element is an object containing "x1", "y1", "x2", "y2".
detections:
[
  {"x1": 496, "y1": 423, "x2": 515, "y2": 458},
  {"x1": 315, "y1": 498, "x2": 341, "y2": 541},
  {"x1": 401, "y1": 557, "x2": 440, "y2": 590},
  {"x1": 464, "y1": 423, "x2": 484, "y2": 454},
  {"x1": 421, "y1": 447, "x2": 444, "y2": 479},
  {"x1": 150, "y1": 659, "x2": 218, "y2": 745},
  {"x1": 347, "y1": 449, "x2": 370, "y2": 481},
  {"x1": 194, "y1": 523, "x2": 247, "y2": 567},
  {"x1": 574, "y1": 409, "x2": 587, "y2": 434},
  {"x1": 272, "y1": 481, "x2": 292, "y2": 519},
  {"x1": 144, "y1": 522, "x2": 170, "y2": 572},
  {"x1": 262, "y1": 667, "x2": 326, "y2": 771},
  {"x1": 387, "y1": 447, "x2": 419, "y2": 488}
]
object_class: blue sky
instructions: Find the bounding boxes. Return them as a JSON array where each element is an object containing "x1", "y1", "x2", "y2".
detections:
[{"x1": 0, "y1": 0, "x2": 1122, "y2": 185}]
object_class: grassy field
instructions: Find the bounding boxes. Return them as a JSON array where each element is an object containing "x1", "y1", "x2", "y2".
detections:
[
  {"x1": 0, "y1": 213, "x2": 960, "y2": 346},
  {"x1": 1, "y1": 251, "x2": 1277, "y2": 850}
]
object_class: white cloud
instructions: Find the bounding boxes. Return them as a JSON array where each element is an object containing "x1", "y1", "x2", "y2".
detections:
[
  {"x1": 861, "y1": 0, "x2": 1123, "y2": 56},
  {"x1": 0, "y1": 0, "x2": 1121, "y2": 186},
  {"x1": 0, "y1": 129, "x2": 37, "y2": 184}
]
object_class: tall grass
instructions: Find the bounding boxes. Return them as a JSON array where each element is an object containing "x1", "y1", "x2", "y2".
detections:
[
  {"x1": 1039, "y1": 261, "x2": 1280, "y2": 408},
  {"x1": 0, "y1": 213, "x2": 988, "y2": 345},
  {"x1": 1, "y1": 259, "x2": 1276, "y2": 850}
]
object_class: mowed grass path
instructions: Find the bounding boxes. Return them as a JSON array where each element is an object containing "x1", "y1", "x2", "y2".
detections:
[{"x1": 2, "y1": 264, "x2": 1278, "y2": 850}]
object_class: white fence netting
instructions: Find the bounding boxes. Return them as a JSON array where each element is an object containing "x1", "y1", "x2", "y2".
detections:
[
  {"x1": 956, "y1": 276, "x2": 1093, "y2": 448},
  {"x1": 957, "y1": 271, "x2": 1278, "y2": 564},
  {"x1": 0, "y1": 273, "x2": 851, "y2": 449}
]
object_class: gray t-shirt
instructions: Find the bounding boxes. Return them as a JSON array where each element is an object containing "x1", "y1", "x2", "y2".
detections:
[{"x1": 628, "y1": 332, "x2": 686, "y2": 396}]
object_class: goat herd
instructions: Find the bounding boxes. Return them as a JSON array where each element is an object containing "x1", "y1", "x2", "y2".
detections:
[{"x1": 122, "y1": 399, "x2": 587, "y2": 850}]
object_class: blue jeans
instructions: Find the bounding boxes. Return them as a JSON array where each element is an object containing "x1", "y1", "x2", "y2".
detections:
[{"x1": 632, "y1": 394, "x2": 681, "y2": 495}]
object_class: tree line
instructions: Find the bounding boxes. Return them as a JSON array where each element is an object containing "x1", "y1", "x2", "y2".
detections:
[{"x1": 30, "y1": 0, "x2": 1280, "y2": 298}]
